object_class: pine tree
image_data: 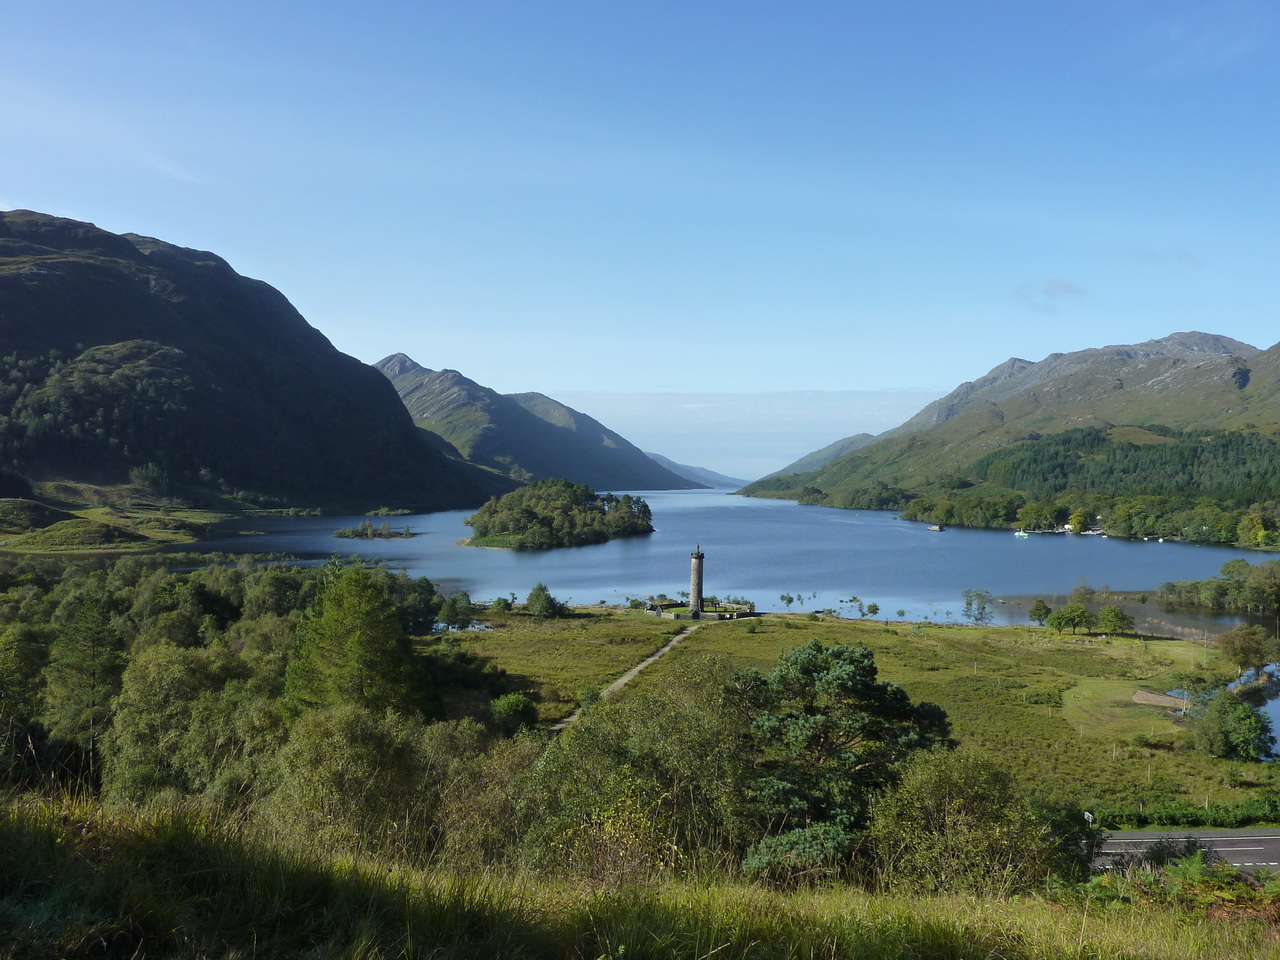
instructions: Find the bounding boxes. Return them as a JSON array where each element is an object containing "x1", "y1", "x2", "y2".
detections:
[
  {"x1": 40, "y1": 594, "x2": 124, "y2": 775},
  {"x1": 284, "y1": 565, "x2": 416, "y2": 716}
]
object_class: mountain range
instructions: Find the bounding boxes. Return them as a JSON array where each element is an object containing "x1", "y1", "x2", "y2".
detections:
[
  {"x1": 0, "y1": 210, "x2": 716, "y2": 518},
  {"x1": 743, "y1": 331, "x2": 1280, "y2": 515},
  {"x1": 642, "y1": 453, "x2": 746, "y2": 489},
  {"x1": 0, "y1": 210, "x2": 510, "y2": 510},
  {"x1": 375, "y1": 354, "x2": 702, "y2": 490}
]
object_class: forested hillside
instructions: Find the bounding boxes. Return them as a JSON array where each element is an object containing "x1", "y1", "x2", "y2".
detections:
[
  {"x1": 0, "y1": 210, "x2": 505, "y2": 510},
  {"x1": 744, "y1": 333, "x2": 1280, "y2": 543}
]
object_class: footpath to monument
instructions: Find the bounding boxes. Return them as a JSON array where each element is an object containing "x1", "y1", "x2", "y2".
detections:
[{"x1": 547, "y1": 621, "x2": 703, "y2": 735}]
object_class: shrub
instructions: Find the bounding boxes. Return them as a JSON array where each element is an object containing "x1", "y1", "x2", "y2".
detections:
[
  {"x1": 490, "y1": 693, "x2": 537, "y2": 735},
  {"x1": 525, "y1": 583, "x2": 566, "y2": 620},
  {"x1": 868, "y1": 747, "x2": 1092, "y2": 894}
]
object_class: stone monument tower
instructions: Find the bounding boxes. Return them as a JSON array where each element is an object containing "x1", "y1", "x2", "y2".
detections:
[{"x1": 689, "y1": 544, "x2": 704, "y2": 617}]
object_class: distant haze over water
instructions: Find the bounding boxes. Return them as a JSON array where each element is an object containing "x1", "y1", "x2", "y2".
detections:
[{"x1": 554, "y1": 389, "x2": 945, "y2": 480}]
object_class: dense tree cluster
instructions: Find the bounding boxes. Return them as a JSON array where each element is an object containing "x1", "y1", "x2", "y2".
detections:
[
  {"x1": 465, "y1": 478, "x2": 653, "y2": 550},
  {"x1": 0, "y1": 345, "x2": 197, "y2": 485},
  {"x1": 973, "y1": 427, "x2": 1280, "y2": 507},
  {"x1": 2, "y1": 559, "x2": 1099, "y2": 890},
  {"x1": 787, "y1": 427, "x2": 1280, "y2": 547},
  {"x1": 1159, "y1": 559, "x2": 1280, "y2": 618},
  {"x1": 0, "y1": 554, "x2": 527, "y2": 815}
]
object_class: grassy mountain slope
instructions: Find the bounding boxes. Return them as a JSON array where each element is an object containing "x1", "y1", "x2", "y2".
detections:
[
  {"x1": 760, "y1": 433, "x2": 876, "y2": 480},
  {"x1": 0, "y1": 210, "x2": 506, "y2": 511},
  {"x1": 742, "y1": 332, "x2": 1280, "y2": 518},
  {"x1": 377, "y1": 354, "x2": 701, "y2": 490}
]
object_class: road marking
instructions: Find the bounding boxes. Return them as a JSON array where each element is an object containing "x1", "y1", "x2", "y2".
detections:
[
  {"x1": 1103, "y1": 837, "x2": 1280, "y2": 843},
  {"x1": 1217, "y1": 846, "x2": 1264, "y2": 851}
]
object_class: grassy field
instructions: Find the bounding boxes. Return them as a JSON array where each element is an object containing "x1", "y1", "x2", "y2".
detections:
[
  {"x1": 583, "y1": 614, "x2": 1273, "y2": 811},
  {"x1": 455, "y1": 609, "x2": 685, "y2": 720},
  {"x1": 3, "y1": 794, "x2": 1275, "y2": 960}
]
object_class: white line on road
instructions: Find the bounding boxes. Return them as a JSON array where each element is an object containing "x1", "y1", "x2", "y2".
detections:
[{"x1": 1103, "y1": 836, "x2": 1280, "y2": 843}]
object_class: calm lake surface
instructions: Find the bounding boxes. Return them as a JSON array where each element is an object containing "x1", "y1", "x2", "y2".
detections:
[{"x1": 196, "y1": 489, "x2": 1262, "y2": 627}]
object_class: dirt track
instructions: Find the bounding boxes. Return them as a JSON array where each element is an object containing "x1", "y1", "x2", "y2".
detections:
[{"x1": 548, "y1": 622, "x2": 702, "y2": 734}]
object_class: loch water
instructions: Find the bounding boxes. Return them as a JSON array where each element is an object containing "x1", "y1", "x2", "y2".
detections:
[{"x1": 194, "y1": 489, "x2": 1264, "y2": 627}]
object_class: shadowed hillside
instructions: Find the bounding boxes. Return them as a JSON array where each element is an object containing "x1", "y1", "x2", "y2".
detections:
[
  {"x1": 377, "y1": 353, "x2": 701, "y2": 490},
  {"x1": 0, "y1": 211, "x2": 507, "y2": 510}
]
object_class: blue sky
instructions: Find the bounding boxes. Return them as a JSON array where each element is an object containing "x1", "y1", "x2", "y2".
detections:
[{"x1": 3, "y1": 2, "x2": 1278, "y2": 476}]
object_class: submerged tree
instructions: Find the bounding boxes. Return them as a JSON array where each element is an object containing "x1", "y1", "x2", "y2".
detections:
[
  {"x1": 1096, "y1": 605, "x2": 1136, "y2": 635},
  {"x1": 1216, "y1": 623, "x2": 1279, "y2": 678},
  {"x1": 1192, "y1": 689, "x2": 1275, "y2": 761},
  {"x1": 962, "y1": 589, "x2": 995, "y2": 626}
]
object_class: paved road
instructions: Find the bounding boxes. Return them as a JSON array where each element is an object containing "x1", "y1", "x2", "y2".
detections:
[
  {"x1": 1098, "y1": 828, "x2": 1280, "y2": 872},
  {"x1": 547, "y1": 622, "x2": 702, "y2": 735}
]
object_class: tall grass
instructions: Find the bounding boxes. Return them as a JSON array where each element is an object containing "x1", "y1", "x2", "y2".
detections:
[
  {"x1": 571, "y1": 883, "x2": 1277, "y2": 960},
  {"x1": 0, "y1": 793, "x2": 553, "y2": 959},
  {"x1": 3, "y1": 793, "x2": 1275, "y2": 960}
]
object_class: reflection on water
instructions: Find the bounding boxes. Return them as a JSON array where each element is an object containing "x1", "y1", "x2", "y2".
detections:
[
  {"x1": 1231, "y1": 668, "x2": 1280, "y2": 737},
  {"x1": 187, "y1": 490, "x2": 1267, "y2": 631}
]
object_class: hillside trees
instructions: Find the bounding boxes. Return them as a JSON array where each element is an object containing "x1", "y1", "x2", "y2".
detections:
[
  {"x1": 845, "y1": 427, "x2": 1280, "y2": 542},
  {"x1": 525, "y1": 583, "x2": 566, "y2": 620},
  {"x1": 1046, "y1": 603, "x2": 1095, "y2": 635},
  {"x1": 0, "y1": 623, "x2": 47, "y2": 778},
  {"x1": 869, "y1": 748, "x2": 1092, "y2": 894},
  {"x1": 521, "y1": 657, "x2": 758, "y2": 879},
  {"x1": 103, "y1": 644, "x2": 269, "y2": 801}
]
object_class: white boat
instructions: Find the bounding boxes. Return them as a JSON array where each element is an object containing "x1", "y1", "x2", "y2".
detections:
[{"x1": 1014, "y1": 530, "x2": 1029, "y2": 539}]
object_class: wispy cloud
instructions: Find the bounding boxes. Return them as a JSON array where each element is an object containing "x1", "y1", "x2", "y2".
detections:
[
  {"x1": 0, "y1": 77, "x2": 204, "y2": 184},
  {"x1": 1015, "y1": 278, "x2": 1084, "y2": 315},
  {"x1": 1129, "y1": 246, "x2": 1202, "y2": 268},
  {"x1": 1135, "y1": 4, "x2": 1277, "y2": 75}
]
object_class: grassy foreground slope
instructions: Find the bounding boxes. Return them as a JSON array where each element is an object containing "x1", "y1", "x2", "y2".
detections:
[
  {"x1": 3, "y1": 795, "x2": 1275, "y2": 960},
  {"x1": 452, "y1": 608, "x2": 683, "y2": 721}
]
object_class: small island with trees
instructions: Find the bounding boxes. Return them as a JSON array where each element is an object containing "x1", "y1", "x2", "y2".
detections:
[
  {"x1": 464, "y1": 477, "x2": 653, "y2": 550},
  {"x1": 333, "y1": 519, "x2": 414, "y2": 540}
]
